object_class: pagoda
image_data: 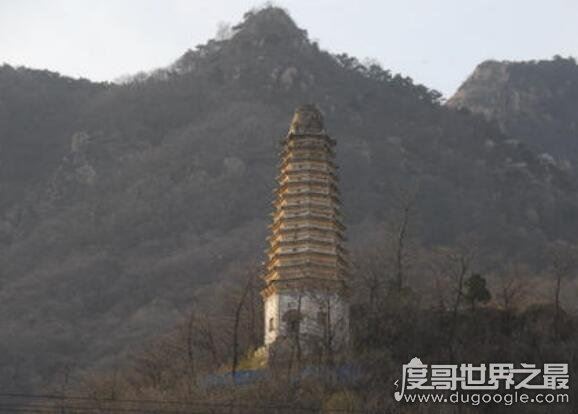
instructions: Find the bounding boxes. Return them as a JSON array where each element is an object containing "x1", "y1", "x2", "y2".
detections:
[{"x1": 262, "y1": 104, "x2": 349, "y2": 350}]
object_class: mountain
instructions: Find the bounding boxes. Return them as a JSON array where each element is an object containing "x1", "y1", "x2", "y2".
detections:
[
  {"x1": 448, "y1": 56, "x2": 578, "y2": 168},
  {"x1": 1, "y1": 7, "x2": 577, "y2": 392}
]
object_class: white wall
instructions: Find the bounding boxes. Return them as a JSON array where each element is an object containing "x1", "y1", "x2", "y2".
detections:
[
  {"x1": 264, "y1": 294, "x2": 279, "y2": 345},
  {"x1": 264, "y1": 289, "x2": 349, "y2": 348}
]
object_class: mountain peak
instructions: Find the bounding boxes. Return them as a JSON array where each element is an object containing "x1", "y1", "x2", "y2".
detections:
[
  {"x1": 240, "y1": 7, "x2": 300, "y2": 33},
  {"x1": 447, "y1": 60, "x2": 510, "y2": 114},
  {"x1": 167, "y1": 6, "x2": 313, "y2": 85},
  {"x1": 234, "y1": 6, "x2": 307, "y2": 45},
  {"x1": 448, "y1": 56, "x2": 578, "y2": 163}
]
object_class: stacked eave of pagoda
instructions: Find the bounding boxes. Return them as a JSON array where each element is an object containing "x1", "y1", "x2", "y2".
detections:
[{"x1": 262, "y1": 105, "x2": 349, "y2": 297}]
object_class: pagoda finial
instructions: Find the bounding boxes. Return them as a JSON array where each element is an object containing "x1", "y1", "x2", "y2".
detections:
[{"x1": 289, "y1": 104, "x2": 325, "y2": 135}]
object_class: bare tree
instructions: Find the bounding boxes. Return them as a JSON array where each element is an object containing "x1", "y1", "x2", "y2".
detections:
[
  {"x1": 497, "y1": 263, "x2": 529, "y2": 313},
  {"x1": 185, "y1": 310, "x2": 197, "y2": 394},
  {"x1": 351, "y1": 247, "x2": 388, "y2": 311},
  {"x1": 231, "y1": 268, "x2": 256, "y2": 379},
  {"x1": 491, "y1": 263, "x2": 529, "y2": 336},
  {"x1": 430, "y1": 245, "x2": 476, "y2": 358},
  {"x1": 391, "y1": 190, "x2": 416, "y2": 292},
  {"x1": 548, "y1": 241, "x2": 578, "y2": 339},
  {"x1": 197, "y1": 315, "x2": 221, "y2": 368}
]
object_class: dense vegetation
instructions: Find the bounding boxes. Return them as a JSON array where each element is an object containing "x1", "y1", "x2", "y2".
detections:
[{"x1": 0, "y1": 7, "x2": 577, "y2": 406}]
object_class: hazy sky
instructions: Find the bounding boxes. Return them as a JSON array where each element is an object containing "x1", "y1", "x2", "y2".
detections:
[{"x1": 0, "y1": 0, "x2": 576, "y2": 96}]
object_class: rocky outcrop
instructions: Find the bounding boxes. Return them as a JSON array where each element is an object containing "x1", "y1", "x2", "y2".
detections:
[
  {"x1": 448, "y1": 57, "x2": 578, "y2": 165},
  {"x1": 448, "y1": 60, "x2": 512, "y2": 119},
  {"x1": 48, "y1": 132, "x2": 97, "y2": 202}
]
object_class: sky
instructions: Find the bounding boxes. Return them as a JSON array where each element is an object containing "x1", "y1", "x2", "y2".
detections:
[{"x1": 0, "y1": 0, "x2": 576, "y2": 97}]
